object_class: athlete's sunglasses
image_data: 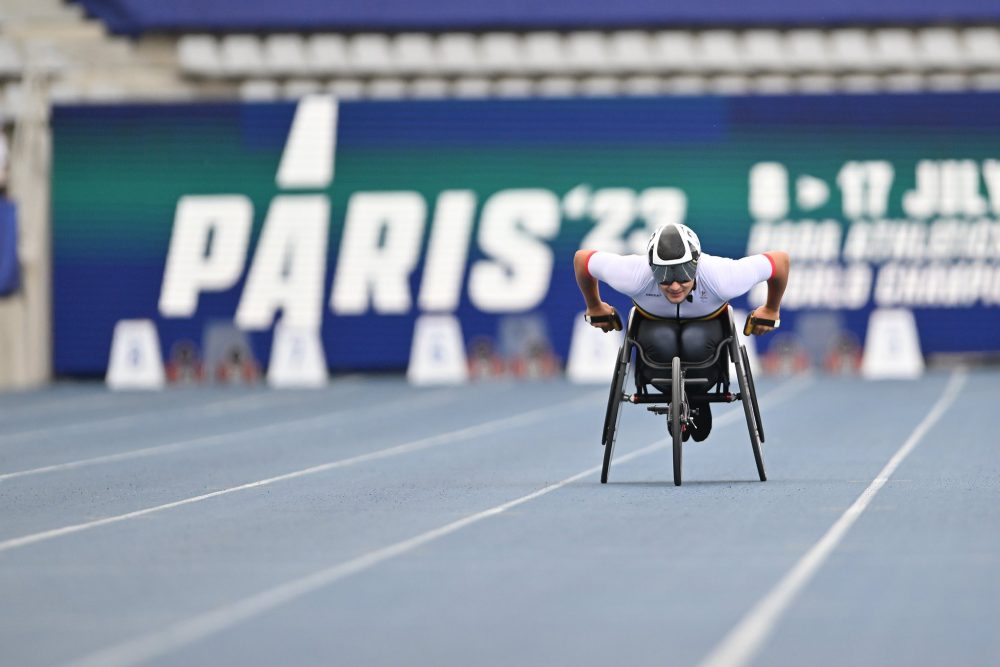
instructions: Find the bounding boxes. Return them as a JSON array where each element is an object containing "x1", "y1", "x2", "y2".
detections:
[{"x1": 652, "y1": 260, "x2": 697, "y2": 285}]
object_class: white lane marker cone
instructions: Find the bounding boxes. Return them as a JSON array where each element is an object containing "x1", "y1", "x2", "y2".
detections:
[
  {"x1": 407, "y1": 315, "x2": 469, "y2": 386},
  {"x1": 566, "y1": 312, "x2": 624, "y2": 383},
  {"x1": 861, "y1": 308, "x2": 925, "y2": 379},
  {"x1": 106, "y1": 319, "x2": 166, "y2": 390},
  {"x1": 731, "y1": 308, "x2": 762, "y2": 382},
  {"x1": 267, "y1": 322, "x2": 328, "y2": 388}
]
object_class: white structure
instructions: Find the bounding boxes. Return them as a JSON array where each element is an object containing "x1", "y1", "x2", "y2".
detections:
[
  {"x1": 406, "y1": 315, "x2": 469, "y2": 385},
  {"x1": 566, "y1": 311, "x2": 624, "y2": 383},
  {"x1": 106, "y1": 319, "x2": 166, "y2": 390},
  {"x1": 267, "y1": 322, "x2": 328, "y2": 388},
  {"x1": 731, "y1": 308, "x2": 762, "y2": 381},
  {"x1": 861, "y1": 308, "x2": 925, "y2": 379}
]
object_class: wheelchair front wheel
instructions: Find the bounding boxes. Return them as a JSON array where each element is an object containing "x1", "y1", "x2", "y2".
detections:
[{"x1": 671, "y1": 356, "x2": 683, "y2": 487}]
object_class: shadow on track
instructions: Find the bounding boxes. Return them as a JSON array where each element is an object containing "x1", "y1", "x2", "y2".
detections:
[{"x1": 591, "y1": 479, "x2": 763, "y2": 488}]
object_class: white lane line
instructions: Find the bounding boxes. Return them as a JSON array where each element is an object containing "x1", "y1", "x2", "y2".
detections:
[
  {"x1": 63, "y1": 378, "x2": 810, "y2": 667},
  {"x1": 63, "y1": 442, "x2": 663, "y2": 667},
  {"x1": 0, "y1": 374, "x2": 370, "y2": 424},
  {"x1": 0, "y1": 391, "x2": 140, "y2": 422},
  {"x1": 0, "y1": 395, "x2": 243, "y2": 439},
  {"x1": 0, "y1": 389, "x2": 350, "y2": 444},
  {"x1": 0, "y1": 392, "x2": 601, "y2": 553},
  {"x1": 697, "y1": 369, "x2": 967, "y2": 667},
  {"x1": 0, "y1": 375, "x2": 376, "y2": 442},
  {"x1": 0, "y1": 389, "x2": 458, "y2": 481}
]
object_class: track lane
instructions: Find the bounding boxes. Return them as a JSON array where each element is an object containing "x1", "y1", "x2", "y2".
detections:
[
  {"x1": 41, "y1": 378, "x2": 812, "y2": 660},
  {"x1": 745, "y1": 369, "x2": 997, "y2": 667},
  {"x1": 101, "y1": 375, "x2": 959, "y2": 667},
  {"x1": 1, "y1": 372, "x2": 995, "y2": 667}
]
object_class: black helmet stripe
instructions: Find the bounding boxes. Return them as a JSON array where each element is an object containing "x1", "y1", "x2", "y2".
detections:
[{"x1": 655, "y1": 225, "x2": 686, "y2": 262}]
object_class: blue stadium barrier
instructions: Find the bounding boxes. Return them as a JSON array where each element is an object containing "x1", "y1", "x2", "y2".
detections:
[
  {"x1": 0, "y1": 198, "x2": 18, "y2": 296},
  {"x1": 73, "y1": 0, "x2": 1000, "y2": 36}
]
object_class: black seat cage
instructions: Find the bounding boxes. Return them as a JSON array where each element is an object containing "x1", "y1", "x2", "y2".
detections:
[
  {"x1": 624, "y1": 308, "x2": 737, "y2": 401},
  {"x1": 628, "y1": 334, "x2": 733, "y2": 373}
]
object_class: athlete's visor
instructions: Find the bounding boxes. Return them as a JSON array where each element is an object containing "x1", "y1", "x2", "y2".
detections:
[{"x1": 652, "y1": 260, "x2": 697, "y2": 285}]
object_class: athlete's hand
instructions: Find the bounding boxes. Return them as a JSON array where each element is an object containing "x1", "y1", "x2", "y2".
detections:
[
  {"x1": 586, "y1": 302, "x2": 622, "y2": 332},
  {"x1": 748, "y1": 306, "x2": 780, "y2": 336}
]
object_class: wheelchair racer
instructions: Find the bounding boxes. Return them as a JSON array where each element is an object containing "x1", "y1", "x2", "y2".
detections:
[{"x1": 574, "y1": 223, "x2": 789, "y2": 442}]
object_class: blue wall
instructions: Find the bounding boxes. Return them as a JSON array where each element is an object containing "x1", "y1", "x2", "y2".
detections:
[{"x1": 74, "y1": 0, "x2": 1000, "y2": 35}]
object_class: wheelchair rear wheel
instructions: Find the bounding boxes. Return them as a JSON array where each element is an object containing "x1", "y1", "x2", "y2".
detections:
[
  {"x1": 733, "y1": 342, "x2": 766, "y2": 482},
  {"x1": 741, "y1": 346, "x2": 765, "y2": 443},
  {"x1": 601, "y1": 339, "x2": 632, "y2": 484},
  {"x1": 671, "y1": 356, "x2": 683, "y2": 487}
]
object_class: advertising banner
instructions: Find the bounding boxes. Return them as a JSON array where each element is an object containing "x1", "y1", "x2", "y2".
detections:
[{"x1": 51, "y1": 93, "x2": 1000, "y2": 376}]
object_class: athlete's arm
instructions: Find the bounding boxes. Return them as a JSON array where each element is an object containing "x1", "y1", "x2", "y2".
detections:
[
  {"x1": 750, "y1": 251, "x2": 790, "y2": 335},
  {"x1": 573, "y1": 250, "x2": 619, "y2": 332}
]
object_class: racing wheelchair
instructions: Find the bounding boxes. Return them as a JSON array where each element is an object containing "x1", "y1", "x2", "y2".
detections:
[{"x1": 599, "y1": 305, "x2": 767, "y2": 486}]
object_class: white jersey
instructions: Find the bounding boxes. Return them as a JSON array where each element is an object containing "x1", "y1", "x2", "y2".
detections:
[{"x1": 586, "y1": 251, "x2": 774, "y2": 320}]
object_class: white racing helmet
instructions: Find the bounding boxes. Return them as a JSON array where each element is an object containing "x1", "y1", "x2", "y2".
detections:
[{"x1": 646, "y1": 223, "x2": 701, "y2": 284}]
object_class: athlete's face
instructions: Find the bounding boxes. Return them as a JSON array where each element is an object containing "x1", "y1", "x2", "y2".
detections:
[{"x1": 658, "y1": 280, "x2": 694, "y2": 304}]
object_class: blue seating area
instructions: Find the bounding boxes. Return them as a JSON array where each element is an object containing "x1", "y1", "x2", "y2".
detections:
[
  {"x1": 72, "y1": 0, "x2": 1000, "y2": 36},
  {"x1": 168, "y1": 27, "x2": 1000, "y2": 101}
]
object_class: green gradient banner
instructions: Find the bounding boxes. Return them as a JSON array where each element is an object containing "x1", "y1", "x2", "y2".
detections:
[{"x1": 52, "y1": 95, "x2": 1000, "y2": 375}]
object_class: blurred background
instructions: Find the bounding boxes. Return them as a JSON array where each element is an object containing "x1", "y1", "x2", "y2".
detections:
[{"x1": 1, "y1": 0, "x2": 999, "y2": 390}]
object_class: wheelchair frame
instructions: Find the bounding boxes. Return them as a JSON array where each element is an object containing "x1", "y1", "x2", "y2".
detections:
[{"x1": 600, "y1": 305, "x2": 766, "y2": 486}]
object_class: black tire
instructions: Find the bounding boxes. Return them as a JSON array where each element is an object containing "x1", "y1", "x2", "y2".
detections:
[
  {"x1": 601, "y1": 348, "x2": 624, "y2": 447},
  {"x1": 734, "y1": 343, "x2": 766, "y2": 482},
  {"x1": 671, "y1": 356, "x2": 683, "y2": 487},
  {"x1": 601, "y1": 341, "x2": 631, "y2": 484},
  {"x1": 741, "y1": 346, "x2": 765, "y2": 443}
]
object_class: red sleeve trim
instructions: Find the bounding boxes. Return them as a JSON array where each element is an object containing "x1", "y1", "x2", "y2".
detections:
[
  {"x1": 582, "y1": 250, "x2": 598, "y2": 278},
  {"x1": 762, "y1": 253, "x2": 777, "y2": 279}
]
